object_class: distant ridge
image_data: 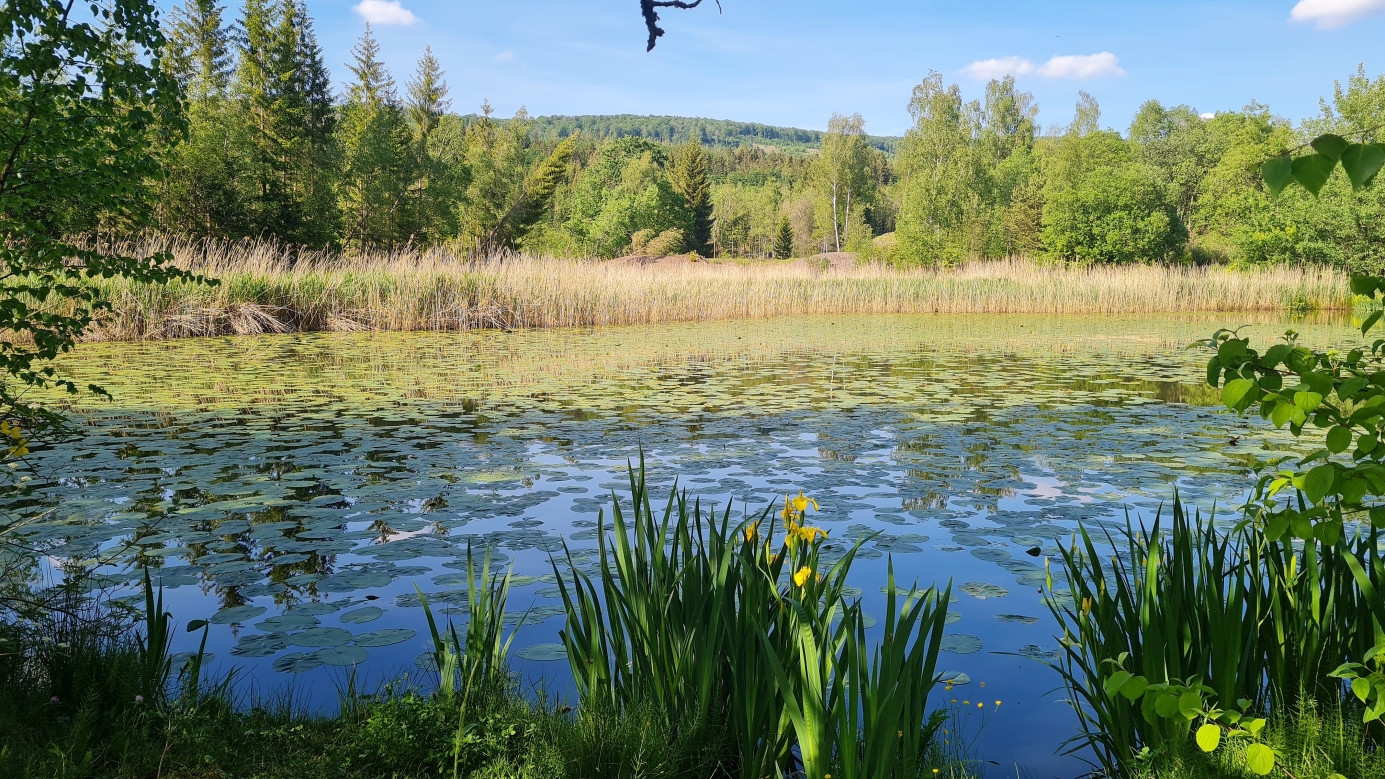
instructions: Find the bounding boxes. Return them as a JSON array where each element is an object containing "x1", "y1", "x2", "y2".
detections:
[{"x1": 465, "y1": 113, "x2": 901, "y2": 154}]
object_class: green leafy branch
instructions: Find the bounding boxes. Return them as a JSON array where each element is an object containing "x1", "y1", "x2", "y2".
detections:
[
  {"x1": 1261, "y1": 127, "x2": 1385, "y2": 197},
  {"x1": 1102, "y1": 654, "x2": 1277, "y2": 775},
  {"x1": 1330, "y1": 640, "x2": 1385, "y2": 724}
]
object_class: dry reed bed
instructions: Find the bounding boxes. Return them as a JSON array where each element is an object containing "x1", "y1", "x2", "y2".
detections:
[{"x1": 82, "y1": 238, "x2": 1352, "y2": 340}]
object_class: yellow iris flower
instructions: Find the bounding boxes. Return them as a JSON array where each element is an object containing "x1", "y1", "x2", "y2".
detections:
[
  {"x1": 743, "y1": 521, "x2": 760, "y2": 544},
  {"x1": 793, "y1": 566, "x2": 813, "y2": 587}
]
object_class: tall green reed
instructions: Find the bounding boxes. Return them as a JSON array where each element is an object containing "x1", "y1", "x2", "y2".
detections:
[
  {"x1": 551, "y1": 461, "x2": 954, "y2": 778},
  {"x1": 1046, "y1": 499, "x2": 1383, "y2": 776}
]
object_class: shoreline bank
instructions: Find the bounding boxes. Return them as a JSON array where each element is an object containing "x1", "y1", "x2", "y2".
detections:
[{"x1": 79, "y1": 239, "x2": 1352, "y2": 341}]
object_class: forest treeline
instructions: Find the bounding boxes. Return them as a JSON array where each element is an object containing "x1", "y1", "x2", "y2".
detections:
[
  {"x1": 516, "y1": 114, "x2": 901, "y2": 155},
  {"x1": 83, "y1": 0, "x2": 1385, "y2": 268}
]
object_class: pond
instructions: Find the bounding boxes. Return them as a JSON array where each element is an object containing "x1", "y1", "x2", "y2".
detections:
[{"x1": 4, "y1": 312, "x2": 1345, "y2": 777}]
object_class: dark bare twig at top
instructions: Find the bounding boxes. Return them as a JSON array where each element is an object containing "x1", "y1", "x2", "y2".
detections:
[{"x1": 640, "y1": 0, "x2": 721, "y2": 51}]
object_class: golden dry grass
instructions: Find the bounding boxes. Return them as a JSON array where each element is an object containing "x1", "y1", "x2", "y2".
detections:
[{"x1": 82, "y1": 237, "x2": 1352, "y2": 340}]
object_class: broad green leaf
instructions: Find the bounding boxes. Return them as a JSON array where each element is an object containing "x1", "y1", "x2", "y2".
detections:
[
  {"x1": 1178, "y1": 690, "x2": 1202, "y2": 720},
  {"x1": 1103, "y1": 670, "x2": 1134, "y2": 698},
  {"x1": 1327, "y1": 426, "x2": 1353, "y2": 454},
  {"x1": 1352, "y1": 274, "x2": 1384, "y2": 296},
  {"x1": 1291, "y1": 153, "x2": 1337, "y2": 196},
  {"x1": 1206, "y1": 357, "x2": 1222, "y2": 387},
  {"x1": 1341, "y1": 477, "x2": 1369, "y2": 504},
  {"x1": 1195, "y1": 723, "x2": 1221, "y2": 753},
  {"x1": 1261, "y1": 156, "x2": 1293, "y2": 197},
  {"x1": 1353, "y1": 677, "x2": 1371, "y2": 703},
  {"x1": 1341, "y1": 376, "x2": 1371, "y2": 398},
  {"x1": 1259, "y1": 343, "x2": 1291, "y2": 368},
  {"x1": 186, "y1": 619, "x2": 208, "y2": 632},
  {"x1": 1341, "y1": 142, "x2": 1385, "y2": 190},
  {"x1": 1300, "y1": 464, "x2": 1335, "y2": 505},
  {"x1": 1265, "y1": 514, "x2": 1289, "y2": 541},
  {"x1": 1290, "y1": 513, "x2": 1313, "y2": 540},
  {"x1": 1120, "y1": 675, "x2": 1149, "y2": 702},
  {"x1": 1293, "y1": 390, "x2": 1323, "y2": 412},
  {"x1": 1271, "y1": 400, "x2": 1294, "y2": 428},
  {"x1": 1313, "y1": 520, "x2": 1342, "y2": 545},
  {"x1": 1362, "y1": 310, "x2": 1383, "y2": 336},
  {"x1": 1302, "y1": 372, "x2": 1334, "y2": 396},
  {"x1": 1311, "y1": 133, "x2": 1350, "y2": 161},
  {"x1": 1221, "y1": 378, "x2": 1256, "y2": 410},
  {"x1": 1244, "y1": 743, "x2": 1274, "y2": 775},
  {"x1": 1155, "y1": 692, "x2": 1180, "y2": 719},
  {"x1": 1217, "y1": 338, "x2": 1247, "y2": 362}
]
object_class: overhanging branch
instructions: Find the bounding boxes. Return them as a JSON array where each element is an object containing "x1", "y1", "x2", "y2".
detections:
[{"x1": 640, "y1": 0, "x2": 721, "y2": 51}]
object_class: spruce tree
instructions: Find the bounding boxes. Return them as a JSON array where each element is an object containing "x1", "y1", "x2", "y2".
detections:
[
  {"x1": 165, "y1": 0, "x2": 232, "y2": 102},
  {"x1": 233, "y1": 0, "x2": 293, "y2": 232},
  {"x1": 407, "y1": 46, "x2": 450, "y2": 142},
  {"x1": 404, "y1": 47, "x2": 455, "y2": 244},
  {"x1": 669, "y1": 141, "x2": 713, "y2": 255},
  {"x1": 773, "y1": 218, "x2": 795, "y2": 259},
  {"x1": 339, "y1": 25, "x2": 413, "y2": 249},
  {"x1": 159, "y1": 0, "x2": 244, "y2": 237}
]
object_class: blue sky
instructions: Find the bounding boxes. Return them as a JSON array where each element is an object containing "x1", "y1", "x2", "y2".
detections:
[{"x1": 227, "y1": 1, "x2": 1384, "y2": 136}]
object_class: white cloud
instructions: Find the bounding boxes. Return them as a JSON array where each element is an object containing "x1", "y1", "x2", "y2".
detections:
[
  {"x1": 961, "y1": 52, "x2": 1124, "y2": 81},
  {"x1": 1200, "y1": 112, "x2": 1215, "y2": 120},
  {"x1": 494, "y1": 51, "x2": 515, "y2": 62},
  {"x1": 353, "y1": 0, "x2": 418, "y2": 26},
  {"x1": 1291, "y1": 0, "x2": 1385, "y2": 28},
  {"x1": 1035, "y1": 52, "x2": 1125, "y2": 79},
  {"x1": 960, "y1": 56, "x2": 1034, "y2": 80}
]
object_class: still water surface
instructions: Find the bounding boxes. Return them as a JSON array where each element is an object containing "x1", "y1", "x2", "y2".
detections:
[{"x1": 7, "y1": 313, "x2": 1347, "y2": 777}]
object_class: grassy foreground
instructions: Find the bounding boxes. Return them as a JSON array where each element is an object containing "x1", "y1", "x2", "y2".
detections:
[{"x1": 77, "y1": 238, "x2": 1352, "y2": 340}]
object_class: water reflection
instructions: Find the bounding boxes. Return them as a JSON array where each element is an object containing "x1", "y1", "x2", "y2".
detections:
[{"x1": 1, "y1": 313, "x2": 1355, "y2": 777}]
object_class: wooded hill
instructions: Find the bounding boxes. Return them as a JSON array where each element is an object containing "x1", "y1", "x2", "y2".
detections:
[{"x1": 509, "y1": 114, "x2": 902, "y2": 155}]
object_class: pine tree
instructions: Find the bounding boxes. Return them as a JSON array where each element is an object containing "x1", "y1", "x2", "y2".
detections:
[
  {"x1": 403, "y1": 46, "x2": 454, "y2": 243},
  {"x1": 233, "y1": 0, "x2": 292, "y2": 231},
  {"x1": 773, "y1": 217, "x2": 795, "y2": 259},
  {"x1": 485, "y1": 134, "x2": 579, "y2": 254},
  {"x1": 669, "y1": 141, "x2": 713, "y2": 255},
  {"x1": 286, "y1": 0, "x2": 338, "y2": 245},
  {"x1": 407, "y1": 46, "x2": 449, "y2": 143},
  {"x1": 165, "y1": 0, "x2": 232, "y2": 102},
  {"x1": 338, "y1": 25, "x2": 414, "y2": 249},
  {"x1": 158, "y1": 0, "x2": 245, "y2": 237}
]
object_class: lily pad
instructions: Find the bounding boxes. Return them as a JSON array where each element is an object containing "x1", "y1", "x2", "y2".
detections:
[
  {"x1": 272, "y1": 652, "x2": 324, "y2": 674},
  {"x1": 339, "y1": 606, "x2": 384, "y2": 624},
  {"x1": 352, "y1": 628, "x2": 416, "y2": 648},
  {"x1": 288, "y1": 627, "x2": 354, "y2": 648},
  {"x1": 515, "y1": 643, "x2": 567, "y2": 661},
  {"x1": 211, "y1": 605, "x2": 267, "y2": 624},
  {"x1": 231, "y1": 632, "x2": 291, "y2": 658},
  {"x1": 941, "y1": 634, "x2": 983, "y2": 655},
  {"x1": 938, "y1": 671, "x2": 972, "y2": 686},
  {"x1": 256, "y1": 615, "x2": 320, "y2": 632},
  {"x1": 995, "y1": 614, "x2": 1040, "y2": 625},
  {"x1": 315, "y1": 645, "x2": 369, "y2": 666},
  {"x1": 960, "y1": 582, "x2": 1010, "y2": 600}
]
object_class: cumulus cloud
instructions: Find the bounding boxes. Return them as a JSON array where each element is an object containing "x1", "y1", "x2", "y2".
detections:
[
  {"x1": 960, "y1": 56, "x2": 1035, "y2": 80},
  {"x1": 1200, "y1": 112, "x2": 1215, "y2": 120},
  {"x1": 1291, "y1": 0, "x2": 1385, "y2": 28},
  {"x1": 353, "y1": 0, "x2": 418, "y2": 26},
  {"x1": 961, "y1": 52, "x2": 1125, "y2": 80},
  {"x1": 1036, "y1": 52, "x2": 1126, "y2": 79},
  {"x1": 494, "y1": 51, "x2": 515, "y2": 62}
]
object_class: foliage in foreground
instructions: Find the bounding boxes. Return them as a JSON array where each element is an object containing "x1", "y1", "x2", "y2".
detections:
[
  {"x1": 0, "y1": 467, "x2": 967, "y2": 778},
  {"x1": 551, "y1": 465, "x2": 953, "y2": 779},
  {"x1": 1046, "y1": 502, "x2": 1382, "y2": 778}
]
